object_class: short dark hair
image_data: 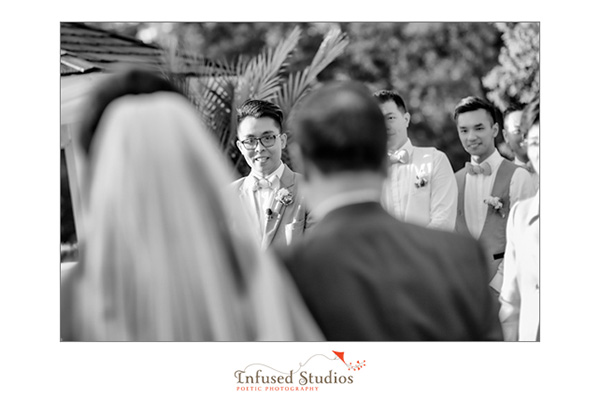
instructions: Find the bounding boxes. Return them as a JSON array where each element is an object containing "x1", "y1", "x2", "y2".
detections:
[
  {"x1": 520, "y1": 94, "x2": 540, "y2": 135},
  {"x1": 503, "y1": 102, "x2": 526, "y2": 119},
  {"x1": 78, "y1": 68, "x2": 185, "y2": 157},
  {"x1": 373, "y1": 89, "x2": 408, "y2": 113},
  {"x1": 290, "y1": 81, "x2": 388, "y2": 175},
  {"x1": 236, "y1": 99, "x2": 284, "y2": 132},
  {"x1": 453, "y1": 96, "x2": 499, "y2": 125}
]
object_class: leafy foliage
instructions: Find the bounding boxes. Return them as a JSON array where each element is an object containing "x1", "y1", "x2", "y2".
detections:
[
  {"x1": 88, "y1": 22, "x2": 537, "y2": 171},
  {"x1": 335, "y1": 22, "x2": 503, "y2": 170},
  {"x1": 483, "y1": 22, "x2": 540, "y2": 111},
  {"x1": 277, "y1": 26, "x2": 349, "y2": 124},
  {"x1": 63, "y1": 22, "x2": 539, "y2": 245},
  {"x1": 185, "y1": 26, "x2": 349, "y2": 175}
]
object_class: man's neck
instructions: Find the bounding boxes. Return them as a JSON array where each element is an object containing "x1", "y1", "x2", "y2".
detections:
[
  {"x1": 306, "y1": 171, "x2": 383, "y2": 216},
  {"x1": 471, "y1": 149, "x2": 495, "y2": 164},
  {"x1": 389, "y1": 137, "x2": 409, "y2": 153},
  {"x1": 514, "y1": 154, "x2": 529, "y2": 164},
  {"x1": 252, "y1": 161, "x2": 283, "y2": 179}
]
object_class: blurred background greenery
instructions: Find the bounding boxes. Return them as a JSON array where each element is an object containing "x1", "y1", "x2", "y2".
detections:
[
  {"x1": 60, "y1": 22, "x2": 539, "y2": 249},
  {"x1": 91, "y1": 22, "x2": 539, "y2": 168}
]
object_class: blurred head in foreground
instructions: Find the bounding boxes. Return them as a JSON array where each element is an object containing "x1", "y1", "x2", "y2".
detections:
[
  {"x1": 78, "y1": 68, "x2": 185, "y2": 158},
  {"x1": 67, "y1": 72, "x2": 321, "y2": 341},
  {"x1": 288, "y1": 80, "x2": 388, "y2": 209}
]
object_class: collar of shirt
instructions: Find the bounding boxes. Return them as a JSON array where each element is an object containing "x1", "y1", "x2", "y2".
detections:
[
  {"x1": 251, "y1": 161, "x2": 285, "y2": 182},
  {"x1": 311, "y1": 189, "x2": 381, "y2": 220},
  {"x1": 514, "y1": 157, "x2": 528, "y2": 167},
  {"x1": 390, "y1": 139, "x2": 414, "y2": 157},
  {"x1": 402, "y1": 139, "x2": 414, "y2": 155},
  {"x1": 244, "y1": 162, "x2": 285, "y2": 191},
  {"x1": 471, "y1": 149, "x2": 502, "y2": 174}
]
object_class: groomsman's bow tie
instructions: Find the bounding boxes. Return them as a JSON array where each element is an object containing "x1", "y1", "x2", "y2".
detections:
[
  {"x1": 389, "y1": 149, "x2": 410, "y2": 164},
  {"x1": 252, "y1": 175, "x2": 279, "y2": 192},
  {"x1": 466, "y1": 161, "x2": 492, "y2": 176}
]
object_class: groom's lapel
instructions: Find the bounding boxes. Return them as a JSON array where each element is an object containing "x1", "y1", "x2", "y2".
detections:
[{"x1": 261, "y1": 165, "x2": 297, "y2": 249}]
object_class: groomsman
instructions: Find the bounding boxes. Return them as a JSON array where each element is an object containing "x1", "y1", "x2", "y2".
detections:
[
  {"x1": 503, "y1": 104, "x2": 539, "y2": 193},
  {"x1": 499, "y1": 95, "x2": 540, "y2": 341},
  {"x1": 373, "y1": 90, "x2": 457, "y2": 231},
  {"x1": 453, "y1": 96, "x2": 537, "y2": 294},
  {"x1": 232, "y1": 99, "x2": 309, "y2": 250},
  {"x1": 279, "y1": 81, "x2": 502, "y2": 341}
]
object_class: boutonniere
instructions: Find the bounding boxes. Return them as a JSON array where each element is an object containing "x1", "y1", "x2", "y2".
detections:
[
  {"x1": 483, "y1": 196, "x2": 506, "y2": 218},
  {"x1": 273, "y1": 187, "x2": 294, "y2": 214},
  {"x1": 415, "y1": 168, "x2": 429, "y2": 188}
]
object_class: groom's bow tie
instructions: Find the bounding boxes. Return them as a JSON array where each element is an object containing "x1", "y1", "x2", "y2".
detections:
[
  {"x1": 389, "y1": 149, "x2": 410, "y2": 164},
  {"x1": 252, "y1": 175, "x2": 279, "y2": 192},
  {"x1": 466, "y1": 161, "x2": 492, "y2": 176}
]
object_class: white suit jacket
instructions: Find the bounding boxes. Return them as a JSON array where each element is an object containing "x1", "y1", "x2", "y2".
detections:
[
  {"x1": 231, "y1": 164, "x2": 310, "y2": 250},
  {"x1": 499, "y1": 191, "x2": 540, "y2": 341}
]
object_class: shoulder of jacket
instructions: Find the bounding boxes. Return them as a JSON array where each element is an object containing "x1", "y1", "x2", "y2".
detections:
[{"x1": 230, "y1": 176, "x2": 247, "y2": 189}]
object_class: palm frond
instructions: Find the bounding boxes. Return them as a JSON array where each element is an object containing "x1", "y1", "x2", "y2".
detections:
[
  {"x1": 277, "y1": 68, "x2": 311, "y2": 122},
  {"x1": 235, "y1": 25, "x2": 302, "y2": 105},
  {"x1": 276, "y1": 28, "x2": 349, "y2": 126},
  {"x1": 185, "y1": 25, "x2": 347, "y2": 176},
  {"x1": 193, "y1": 58, "x2": 237, "y2": 149},
  {"x1": 306, "y1": 27, "x2": 349, "y2": 82}
]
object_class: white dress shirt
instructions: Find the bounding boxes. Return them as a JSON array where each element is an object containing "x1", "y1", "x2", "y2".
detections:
[
  {"x1": 244, "y1": 162, "x2": 285, "y2": 233},
  {"x1": 464, "y1": 150, "x2": 536, "y2": 238},
  {"x1": 383, "y1": 140, "x2": 458, "y2": 231}
]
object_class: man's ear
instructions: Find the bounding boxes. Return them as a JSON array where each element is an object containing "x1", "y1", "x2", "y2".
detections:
[
  {"x1": 404, "y1": 112, "x2": 411, "y2": 127},
  {"x1": 236, "y1": 139, "x2": 244, "y2": 153},
  {"x1": 280, "y1": 132, "x2": 288, "y2": 149},
  {"x1": 492, "y1": 122, "x2": 499, "y2": 138}
]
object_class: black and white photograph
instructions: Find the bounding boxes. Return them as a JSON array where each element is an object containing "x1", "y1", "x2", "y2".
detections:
[
  {"x1": 4, "y1": 4, "x2": 598, "y2": 399},
  {"x1": 59, "y1": 21, "x2": 539, "y2": 342}
]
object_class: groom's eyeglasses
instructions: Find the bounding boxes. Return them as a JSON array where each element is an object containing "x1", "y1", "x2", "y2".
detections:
[{"x1": 239, "y1": 134, "x2": 280, "y2": 150}]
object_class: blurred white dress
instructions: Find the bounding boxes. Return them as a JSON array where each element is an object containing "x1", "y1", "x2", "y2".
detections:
[{"x1": 62, "y1": 92, "x2": 322, "y2": 341}]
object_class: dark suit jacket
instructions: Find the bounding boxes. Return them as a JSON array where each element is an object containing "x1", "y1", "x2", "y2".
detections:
[{"x1": 278, "y1": 202, "x2": 503, "y2": 341}]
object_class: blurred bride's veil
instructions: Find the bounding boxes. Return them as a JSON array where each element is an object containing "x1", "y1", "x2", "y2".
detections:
[{"x1": 74, "y1": 92, "x2": 321, "y2": 341}]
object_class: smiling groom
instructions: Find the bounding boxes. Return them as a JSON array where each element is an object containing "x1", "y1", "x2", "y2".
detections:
[{"x1": 231, "y1": 99, "x2": 309, "y2": 250}]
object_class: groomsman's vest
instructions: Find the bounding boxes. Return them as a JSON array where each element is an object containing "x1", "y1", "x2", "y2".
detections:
[{"x1": 455, "y1": 159, "x2": 518, "y2": 280}]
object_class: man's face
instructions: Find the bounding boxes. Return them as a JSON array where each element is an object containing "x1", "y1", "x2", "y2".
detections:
[
  {"x1": 503, "y1": 110, "x2": 529, "y2": 162},
  {"x1": 237, "y1": 116, "x2": 286, "y2": 177},
  {"x1": 526, "y1": 124, "x2": 539, "y2": 175},
  {"x1": 456, "y1": 109, "x2": 498, "y2": 161},
  {"x1": 379, "y1": 101, "x2": 410, "y2": 151}
]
